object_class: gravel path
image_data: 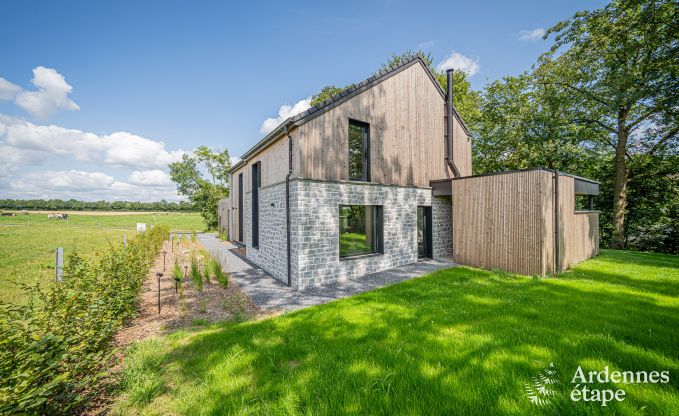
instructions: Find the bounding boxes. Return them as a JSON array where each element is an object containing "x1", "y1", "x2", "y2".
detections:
[{"x1": 197, "y1": 233, "x2": 456, "y2": 313}]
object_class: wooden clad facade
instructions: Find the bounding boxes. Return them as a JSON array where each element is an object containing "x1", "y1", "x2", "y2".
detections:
[
  {"x1": 451, "y1": 169, "x2": 599, "y2": 275},
  {"x1": 229, "y1": 59, "x2": 470, "y2": 244},
  {"x1": 296, "y1": 61, "x2": 471, "y2": 186}
]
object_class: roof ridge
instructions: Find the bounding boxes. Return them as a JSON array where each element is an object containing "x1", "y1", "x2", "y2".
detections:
[{"x1": 290, "y1": 53, "x2": 430, "y2": 123}]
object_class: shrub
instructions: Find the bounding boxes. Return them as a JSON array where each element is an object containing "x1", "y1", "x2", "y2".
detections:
[
  {"x1": 211, "y1": 258, "x2": 228, "y2": 288},
  {"x1": 172, "y1": 260, "x2": 182, "y2": 283},
  {"x1": 0, "y1": 225, "x2": 169, "y2": 415},
  {"x1": 190, "y1": 256, "x2": 203, "y2": 291}
]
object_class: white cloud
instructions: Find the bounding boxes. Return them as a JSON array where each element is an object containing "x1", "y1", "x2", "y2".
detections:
[
  {"x1": 0, "y1": 77, "x2": 21, "y2": 100},
  {"x1": 5, "y1": 169, "x2": 181, "y2": 202},
  {"x1": 518, "y1": 28, "x2": 546, "y2": 42},
  {"x1": 128, "y1": 169, "x2": 173, "y2": 186},
  {"x1": 13, "y1": 67, "x2": 80, "y2": 119},
  {"x1": 230, "y1": 156, "x2": 241, "y2": 166},
  {"x1": 14, "y1": 170, "x2": 115, "y2": 191},
  {"x1": 435, "y1": 52, "x2": 480, "y2": 76},
  {"x1": 259, "y1": 97, "x2": 311, "y2": 135},
  {"x1": 0, "y1": 114, "x2": 185, "y2": 170}
]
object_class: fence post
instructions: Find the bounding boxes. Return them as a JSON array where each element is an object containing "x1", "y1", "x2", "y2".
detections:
[
  {"x1": 123, "y1": 233, "x2": 127, "y2": 249},
  {"x1": 156, "y1": 272, "x2": 163, "y2": 314},
  {"x1": 55, "y1": 247, "x2": 64, "y2": 282}
]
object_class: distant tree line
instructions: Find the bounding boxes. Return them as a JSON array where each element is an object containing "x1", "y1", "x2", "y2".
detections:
[{"x1": 0, "y1": 198, "x2": 195, "y2": 212}]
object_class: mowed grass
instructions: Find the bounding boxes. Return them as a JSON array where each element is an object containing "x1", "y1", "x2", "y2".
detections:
[
  {"x1": 113, "y1": 250, "x2": 679, "y2": 415},
  {"x1": 0, "y1": 212, "x2": 203, "y2": 304}
]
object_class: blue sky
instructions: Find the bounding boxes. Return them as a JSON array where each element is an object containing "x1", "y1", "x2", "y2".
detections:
[{"x1": 0, "y1": 0, "x2": 607, "y2": 201}]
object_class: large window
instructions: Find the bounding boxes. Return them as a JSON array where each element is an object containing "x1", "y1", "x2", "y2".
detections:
[
  {"x1": 348, "y1": 119, "x2": 370, "y2": 181},
  {"x1": 339, "y1": 205, "x2": 383, "y2": 258}
]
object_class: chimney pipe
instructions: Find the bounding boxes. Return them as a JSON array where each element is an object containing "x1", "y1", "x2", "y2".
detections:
[{"x1": 445, "y1": 69, "x2": 461, "y2": 178}]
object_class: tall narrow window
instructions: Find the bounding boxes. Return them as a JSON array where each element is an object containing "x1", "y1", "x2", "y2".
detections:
[
  {"x1": 251, "y1": 162, "x2": 261, "y2": 248},
  {"x1": 348, "y1": 119, "x2": 370, "y2": 181},
  {"x1": 339, "y1": 205, "x2": 383, "y2": 258},
  {"x1": 238, "y1": 173, "x2": 243, "y2": 242}
]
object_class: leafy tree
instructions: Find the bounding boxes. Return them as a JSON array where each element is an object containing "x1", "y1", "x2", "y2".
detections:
[
  {"x1": 473, "y1": 73, "x2": 594, "y2": 174},
  {"x1": 537, "y1": 0, "x2": 678, "y2": 248},
  {"x1": 311, "y1": 85, "x2": 353, "y2": 106},
  {"x1": 169, "y1": 146, "x2": 231, "y2": 229}
]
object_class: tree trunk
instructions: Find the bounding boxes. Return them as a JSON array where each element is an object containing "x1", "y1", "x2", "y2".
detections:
[{"x1": 611, "y1": 110, "x2": 629, "y2": 248}]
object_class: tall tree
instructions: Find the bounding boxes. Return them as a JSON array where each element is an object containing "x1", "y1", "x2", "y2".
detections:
[
  {"x1": 537, "y1": 0, "x2": 678, "y2": 248},
  {"x1": 169, "y1": 147, "x2": 231, "y2": 229},
  {"x1": 473, "y1": 73, "x2": 594, "y2": 175}
]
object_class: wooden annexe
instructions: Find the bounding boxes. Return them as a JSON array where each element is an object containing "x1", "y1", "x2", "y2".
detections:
[{"x1": 433, "y1": 168, "x2": 599, "y2": 275}]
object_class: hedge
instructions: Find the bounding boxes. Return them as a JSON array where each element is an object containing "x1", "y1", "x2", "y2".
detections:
[{"x1": 0, "y1": 225, "x2": 169, "y2": 414}]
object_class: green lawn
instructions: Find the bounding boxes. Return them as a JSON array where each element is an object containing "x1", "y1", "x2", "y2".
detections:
[
  {"x1": 0, "y1": 212, "x2": 202, "y2": 304},
  {"x1": 113, "y1": 250, "x2": 679, "y2": 415}
]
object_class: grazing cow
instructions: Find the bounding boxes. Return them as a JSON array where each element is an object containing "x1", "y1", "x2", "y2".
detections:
[{"x1": 48, "y1": 214, "x2": 54, "y2": 219}]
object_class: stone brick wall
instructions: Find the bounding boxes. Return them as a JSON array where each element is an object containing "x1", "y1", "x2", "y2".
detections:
[
  {"x1": 432, "y1": 196, "x2": 453, "y2": 259},
  {"x1": 290, "y1": 179, "x2": 431, "y2": 290},
  {"x1": 244, "y1": 182, "x2": 288, "y2": 284},
  {"x1": 242, "y1": 179, "x2": 452, "y2": 290}
]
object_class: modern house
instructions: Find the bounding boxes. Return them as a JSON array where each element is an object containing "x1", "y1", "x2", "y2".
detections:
[{"x1": 223, "y1": 54, "x2": 599, "y2": 289}]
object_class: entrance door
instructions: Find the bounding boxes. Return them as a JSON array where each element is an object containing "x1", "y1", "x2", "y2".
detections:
[{"x1": 417, "y1": 206, "x2": 432, "y2": 259}]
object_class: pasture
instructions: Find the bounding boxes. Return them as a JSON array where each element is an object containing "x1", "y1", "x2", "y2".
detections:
[{"x1": 0, "y1": 212, "x2": 202, "y2": 304}]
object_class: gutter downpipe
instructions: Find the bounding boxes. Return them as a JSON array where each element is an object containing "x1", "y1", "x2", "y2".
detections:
[
  {"x1": 285, "y1": 125, "x2": 293, "y2": 287},
  {"x1": 445, "y1": 69, "x2": 461, "y2": 179},
  {"x1": 553, "y1": 169, "x2": 560, "y2": 275}
]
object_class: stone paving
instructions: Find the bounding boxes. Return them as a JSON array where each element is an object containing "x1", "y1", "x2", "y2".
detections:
[{"x1": 197, "y1": 233, "x2": 456, "y2": 312}]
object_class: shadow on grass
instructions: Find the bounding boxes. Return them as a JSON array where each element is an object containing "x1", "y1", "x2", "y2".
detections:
[{"x1": 117, "y1": 251, "x2": 679, "y2": 415}]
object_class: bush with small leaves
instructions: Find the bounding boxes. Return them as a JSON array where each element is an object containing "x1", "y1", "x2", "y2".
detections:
[{"x1": 0, "y1": 225, "x2": 169, "y2": 414}]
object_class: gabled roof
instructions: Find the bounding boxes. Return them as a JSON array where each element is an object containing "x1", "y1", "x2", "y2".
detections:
[{"x1": 230, "y1": 53, "x2": 470, "y2": 173}]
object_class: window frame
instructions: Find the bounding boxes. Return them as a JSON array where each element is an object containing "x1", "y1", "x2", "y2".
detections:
[
  {"x1": 348, "y1": 119, "x2": 371, "y2": 182},
  {"x1": 251, "y1": 162, "x2": 261, "y2": 248},
  {"x1": 338, "y1": 204, "x2": 383, "y2": 259}
]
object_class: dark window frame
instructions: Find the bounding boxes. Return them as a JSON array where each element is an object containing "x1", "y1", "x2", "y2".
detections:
[
  {"x1": 251, "y1": 162, "x2": 261, "y2": 248},
  {"x1": 338, "y1": 204, "x2": 383, "y2": 259},
  {"x1": 348, "y1": 119, "x2": 371, "y2": 182},
  {"x1": 238, "y1": 173, "x2": 243, "y2": 242}
]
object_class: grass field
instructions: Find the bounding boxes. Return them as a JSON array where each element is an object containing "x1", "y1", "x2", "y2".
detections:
[
  {"x1": 0, "y1": 212, "x2": 203, "y2": 304},
  {"x1": 112, "y1": 250, "x2": 679, "y2": 415}
]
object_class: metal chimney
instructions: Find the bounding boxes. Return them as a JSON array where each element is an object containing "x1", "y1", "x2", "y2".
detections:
[{"x1": 445, "y1": 69, "x2": 460, "y2": 178}]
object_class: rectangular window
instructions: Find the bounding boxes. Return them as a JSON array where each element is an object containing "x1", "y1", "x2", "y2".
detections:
[
  {"x1": 238, "y1": 173, "x2": 243, "y2": 242},
  {"x1": 348, "y1": 119, "x2": 370, "y2": 181},
  {"x1": 251, "y1": 162, "x2": 261, "y2": 248},
  {"x1": 339, "y1": 205, "x2": 383, "y2": 258}
]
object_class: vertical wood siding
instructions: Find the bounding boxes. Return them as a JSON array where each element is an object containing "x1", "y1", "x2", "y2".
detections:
[
  {"x1": 451, "y1": 170, "x2": 600, "y2": 276},
  {"x1": 451, "y1": 170, "x2": 550, "y2": 275},
  {"x1": 296, "y1": 61, "x2": 471, "y2": 186},
  {"x1": 557, "y1": 176, "x2": 600, "y2": 270}
]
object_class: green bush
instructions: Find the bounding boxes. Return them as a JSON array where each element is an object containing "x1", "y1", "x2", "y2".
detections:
[
  {"x1": 172, "y1": 260, "x2": 182, "y2": 283},
  {"x1": 0, "y1": 225, "x2": 168, "y2": 415},
  {"x1": 211, "y1": 258, "x2": 228, "y2": 288},
  {"x1": 190, "y1": 256, "x2": 202, "y2": 291}
]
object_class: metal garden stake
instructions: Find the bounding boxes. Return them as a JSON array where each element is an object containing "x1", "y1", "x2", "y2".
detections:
[
  {"x1": 55, "y1": 247, "x2": 64, "y2": 282},
  {"x1": 156, "y1": 272, "x2": 163, "y2": 314},
  {"x1": 162, "y1": 250, "x2": 167, "y2": 272}
]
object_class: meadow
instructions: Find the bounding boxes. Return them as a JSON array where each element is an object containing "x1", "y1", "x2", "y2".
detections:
[{"x1": 0, "y1": 212, "x2": 203, "y2": 304}]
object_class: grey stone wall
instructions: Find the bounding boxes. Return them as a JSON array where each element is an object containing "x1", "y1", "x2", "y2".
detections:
[
  {"x1": 244, "y1": 182, "x2": 288, "y2": 284},
  {"x1": 290, "y1": 179, "x2": 431, "y2": 290},
  {"x1": 432, "y1": 196, "x2": 453, "y2": 259}
]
